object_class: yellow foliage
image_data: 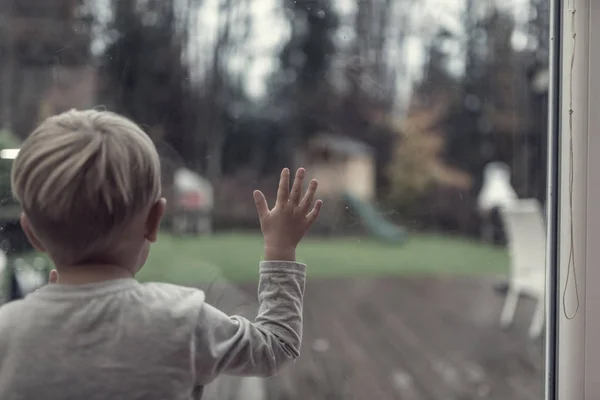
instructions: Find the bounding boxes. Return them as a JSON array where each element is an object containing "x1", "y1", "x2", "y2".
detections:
[{"x1": 387, "y1": 104, "x2": 472, "y2": 210}]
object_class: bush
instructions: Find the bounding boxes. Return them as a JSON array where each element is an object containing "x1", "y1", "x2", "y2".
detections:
[
  {"x1": 386, "y1": 119, "x2": 473, "y2": 231},
  {"x1": 387, "y1": 126, "x2": 439, "y2": 211}
]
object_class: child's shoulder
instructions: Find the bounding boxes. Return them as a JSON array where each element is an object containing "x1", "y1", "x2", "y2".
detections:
[
  {"x1": 129, "y1": 283, "x2": 208, "y2": 332},
  {"x1": 137, "y1": 281, "x2": 206, "y2": 304},
  {"x1": 0, "y1": 298, "x2": 27, "y2": 320},
  {"x1": 0, "y1": 298, "x2": 36, "y2": 338}
]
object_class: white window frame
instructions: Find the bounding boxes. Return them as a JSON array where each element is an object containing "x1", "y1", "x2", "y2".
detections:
[{"x1": 552, "y1": 0, "x2": 600, "y2": 398}]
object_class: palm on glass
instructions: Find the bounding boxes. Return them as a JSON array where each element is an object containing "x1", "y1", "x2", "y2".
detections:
[{"x1": 253, "y1": 168, "x2": 323, "y2": 261}]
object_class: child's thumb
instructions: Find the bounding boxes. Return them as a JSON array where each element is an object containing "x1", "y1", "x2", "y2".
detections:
[{"x1": 48, "y1": 269, "x2": 59, "y2": 284}]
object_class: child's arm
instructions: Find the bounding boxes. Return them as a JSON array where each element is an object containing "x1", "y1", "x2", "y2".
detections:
[
  {"x1": 195, "y1": 260, "x2": 305, "y2": 382},
  {"x1": 194, "y1": 168, "x2": 321, "y2": 383}
]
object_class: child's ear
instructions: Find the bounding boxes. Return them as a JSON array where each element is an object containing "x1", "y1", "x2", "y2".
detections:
[
  {"x1": 145, "y1": 198, "x2": 166, "y2": 243},
  {"x1": 20, "y1": 213, "x2": 46, "y2": 253}
]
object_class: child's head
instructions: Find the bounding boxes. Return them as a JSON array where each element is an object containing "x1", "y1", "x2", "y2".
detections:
[{"x1": 11, "y1": 109, "x2": 165, "y2": 272}]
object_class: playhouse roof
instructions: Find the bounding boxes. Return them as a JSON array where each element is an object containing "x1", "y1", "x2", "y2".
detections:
[{"x1": 310, "y1": 134, "x2": 374, "y2": 157}]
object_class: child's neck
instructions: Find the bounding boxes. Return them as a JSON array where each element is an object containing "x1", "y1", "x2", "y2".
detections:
[{"x1": 53, "y1": 263, "x2": 135, "y2": 285}]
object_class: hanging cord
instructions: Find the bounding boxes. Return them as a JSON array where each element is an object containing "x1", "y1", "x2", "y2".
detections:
[{"x1": 562, "y1": 0, "x2": 579, "y2": 320}]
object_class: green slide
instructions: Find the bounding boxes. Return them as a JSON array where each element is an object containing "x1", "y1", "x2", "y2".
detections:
[{"x1": 343, "y1": 192, "x2": 408, "y2": 243}]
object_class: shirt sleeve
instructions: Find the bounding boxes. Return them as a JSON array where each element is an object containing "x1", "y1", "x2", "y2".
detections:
[{"x1": 194, "y1": 261, "x2": 306, "y2": 384}]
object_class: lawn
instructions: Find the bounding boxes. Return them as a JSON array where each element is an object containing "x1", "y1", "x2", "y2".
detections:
[{"x1": 135, "y1": 232, "x2": 509, "y2": 284}]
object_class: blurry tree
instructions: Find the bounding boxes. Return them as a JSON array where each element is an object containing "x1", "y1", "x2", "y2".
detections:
[
  {"x1": 99, "y1": 0, "x2": 197, "y2": 166},
  {"x1": 99, "y1": 0, "x2": 255, "y2": 182},
  {"x1": 269, "y1": 0, "x2": 339, "y2": 160},
  {"x1": 346, "y1": 0, "x2": 397, "y2": 111},
  {"x1": 335, "y1": 0, "x2": 413, "y2": 195},
  {"x1": 396, "y1": 2, "x2": 545, "y2": 234},
  {"x1": 526, "y1": 0, "x2": 550, "y2": 202},
  {"x1": 528, "y1": 0, "x2": 550, "y2": 65},
  {"x1": 201, "y1": 0, "x2": 245, "y2": 182},
  {"x1": 444, "y1": 6, "x2": 531, "y2": 195},
  {"x1": 266, "y1": 0, "x2": 412, "y2": 187},
  {"x1": 388, "y1": 30, "x2": 470, "y2": 214},
  {"x1": 0, "y1": 0, "x2": 93, "y2": 137}
]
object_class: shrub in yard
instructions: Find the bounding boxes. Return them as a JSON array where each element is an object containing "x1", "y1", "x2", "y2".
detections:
[{"x1": 386, "y1": 106, "x2": 473, "y2": 233}]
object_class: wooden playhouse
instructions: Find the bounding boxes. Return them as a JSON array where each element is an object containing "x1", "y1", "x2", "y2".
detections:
[
  {"x1": 295, "y1": 133, "x2": 406, "y2": 242},
  {"x1": 296, "y1": 133, "x2": 376, "y2": 203}
]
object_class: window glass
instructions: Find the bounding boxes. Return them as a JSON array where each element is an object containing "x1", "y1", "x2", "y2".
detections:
[{"x1": 0, "y1": 0, "x2": 549, "y2": 398}]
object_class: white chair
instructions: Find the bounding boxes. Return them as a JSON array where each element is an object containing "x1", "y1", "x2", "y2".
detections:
[
  {"x1": 477, "y1": 162, "x2": 518, "y2": 213},
  {"x1": 499, "y1": 199, "x2": 546, "y2": 339},
  {"x1": 477, "y1": 162, "x2": 518, "y2": 243}
]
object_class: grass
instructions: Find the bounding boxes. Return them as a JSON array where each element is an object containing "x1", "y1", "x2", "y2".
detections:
[{"x1": 134, "y1": 232, "x2": 509, "y2": 284}]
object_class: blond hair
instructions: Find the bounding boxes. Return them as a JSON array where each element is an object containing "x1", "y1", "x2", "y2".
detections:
[{"x1": 11, "y1": 109, "x2": 161, "y2": 264}]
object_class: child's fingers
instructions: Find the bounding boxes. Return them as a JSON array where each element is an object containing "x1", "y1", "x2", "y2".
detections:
[
  {"x1": 306, "y1": 200, "x2": 323, "y2": 226},
  {"x1": 276, "y1": 168, "x2": 290, "y2": 205},
  {"x1": 253, "y1": 190, "x2": 269, "y2": 221},
  {"x1": 289, "y1": 168, "x2": 305, "y2": 205},
  {"x1": 299, "y1": 179, "x2": 318, "y2": 212},
  {"x1": 48, "y1": 269, "x2": 59, "y2": 284}
]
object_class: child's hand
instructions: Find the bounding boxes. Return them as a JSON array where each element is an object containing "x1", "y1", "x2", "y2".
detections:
[{"x1": 254, "y1": 168, "x2": 323, "y2": 261}]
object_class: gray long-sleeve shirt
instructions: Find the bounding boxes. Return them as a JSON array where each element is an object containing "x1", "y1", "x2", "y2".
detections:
[{"x1": 0, "y1": 261, "x2": 306, "y2": 400}]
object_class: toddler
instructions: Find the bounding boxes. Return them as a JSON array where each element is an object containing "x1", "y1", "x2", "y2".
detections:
[{"x1": 0, "y1": 109, "x2": 322, "y2": 400}]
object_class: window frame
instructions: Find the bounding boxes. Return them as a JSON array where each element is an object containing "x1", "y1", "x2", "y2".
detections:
[
  {"x1": 551, "y1": 0, "x2": 600, "y2": 398},
  {"x1": 546, "y1": 0, "x2": 560, "y2": 399}
]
